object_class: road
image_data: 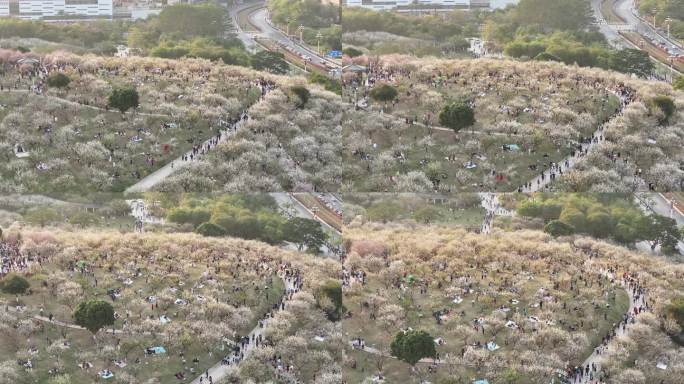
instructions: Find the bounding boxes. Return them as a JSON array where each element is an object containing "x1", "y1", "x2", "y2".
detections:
[
  {"x1": 642, "y1": 193, "x2": 684, "y2": 225},
  {"x1": 614, "y1": 0, "x2": 683, "y2": 56},
  {"x1": 249, "y1": 7, "x2": 339, "y2": 69},
  {"x1": 591, "y1": 0, "x2": 628, "y2": 47},
  {"x1": 228, "y1": 1, "x2": 263, "y2": 53},
  {"x1": 271, "y1": 192, "x2": 341, "y2": 257},
  {"x1": 634, "y1": 193, "x2": 684, "y2": 255},
  {"x1": 591, "y1": 0, "x2": 683, "y2": 76},
  {"x1": 228, "y1": 1, "x2": 340, "y2": 71}
]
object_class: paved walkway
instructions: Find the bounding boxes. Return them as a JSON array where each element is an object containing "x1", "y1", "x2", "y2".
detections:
[
  {"x1": 188, "y1": 273, "x2": 299, "y2": 384},
  {"x1": 125, "y1": 114, "x2": 247, "y2": 193},
  {"x1": 479, "y1": 192, "x2": 513, "y2": 234}
]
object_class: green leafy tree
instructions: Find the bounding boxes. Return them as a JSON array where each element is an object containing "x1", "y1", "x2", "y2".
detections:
[
  {"x1": 127, "y1": 25, "x2": 160, "y2": 50},
  {"x1": 674, "y1": 76, "x2": 684, "y2": 91},
  {"x1": 157, "y1": 4, "x2": 227, "y2": 37},
  {"x1": 517, "y1": 200, "x2": 543, "y2": 217},
  {"x1": 513, "y1": 0, "x2": 593, "y2": 32},
  {"x1": 650, "y1": 96, "x2": 676, "y2": 125},
  {"x1": 540, "y1": 202, "x2": 563, "y2": 221},
  {"x1": 586, "y1": 209, "x2": 615, "y2": 238},
  {"x1": 390, "y1": 329, "x2": 437, "y2": 366},
  {"x1": 268, "y1": 0, "x2": 339, "y2": 28},
  {"x1": 167, "y1": 207, "x2": 212, "y2": 227},
  {"x1": 365, "y1": 200, "x2": 403, "y2": 223},
  {"x1": 68, "y1": 211, "x2": 100, "y2": 228},
  {"x1": 412, "y1": 205, "x2": 441, "y2": 224},
  {"x1": 108, "y1": 87, "x2": 139, "y2": 113},
  {"x1": 46, "y1": 72, "x2": 71, "y2": 88},
  {"x1": 24, "y1": 207, "x2": 60, "y2": 227},
  {"x1": 608, "y1": 49, "x2": 654, "y2": 78},
  {"x1": 544, "y1": 219, "x2": 575, "y2": 237},
  {"x1": 73, "y1": 300, "x2": 115, "y2": 334},
  {"x1": 534, "y1": 51, "x2": 561, "y2": 62},
  {"x1": 289, "y1": 85, "x2": 310, "y2": 108},
  {"x1": 0, "y1": 274, "x2": 30, "y2": 294},
  {"x1": 251, "y1": 51, "x2": 289, "y2": 74},
  {"x1": 308, "y1": 72, "x2": 341, "y2": 94},
  {"x1": 283, "y1": 217, "x2": 327, "y2": 253},
  {"x1": 641, "y1": 214, "x2": 681, "y2": 254},
  {"x1": 316, "y1": 279, "x2": 343, "y2": 321},
  {"x1": 195, "y1": 222, "x2": 227, "y2": 237},
  {"x1": 559, "y1": 207, "x2": 587, "y2": 231},
  {"x1": 667, "y1": 297, "x2": 684, "y2": 329},
  {"x1": 439, "y1": 102, "x2": 475, "y2": 132},
  {"x1": 369, "y1": 84, "x2": 398, "y2": 104},
  {"x1": 108, "y1": 199, "x2": 132, "y2": 217},
  {"x1": 505, "y1": 41, "x2": 547, "y2": 58},
  {"x1": 343, "y1": 47, "x2": 363, "y2": 57}
]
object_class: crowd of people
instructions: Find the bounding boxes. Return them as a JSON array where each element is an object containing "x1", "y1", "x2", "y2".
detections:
[
  {"x1": 0, "y1": 239, "x2": 34, "y2": 277},
  {"x1": 0, "y1": 50, "x2": 279, "y2": 193},
  {"x1": 565, "y1": 270, "x2": 649, "y2": 384},
  {"x1": 521, "y1": 82, "x2": 639, "y2": 193},
  {"x1": 203, "y1": 265, "x2": 305, "y2": 384},
  {"x1": 0, "y1": 227, "x2": 326, "y2": 383},
  {"x1": 342, "y1": 230, "x2": 656, "y2": 382},
  {"x1": 342, "y1": 58, "x2": 650, "y2": 192}
]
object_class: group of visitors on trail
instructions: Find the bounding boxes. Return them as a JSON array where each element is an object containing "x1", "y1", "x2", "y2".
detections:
[
  {"x1": 343, "y1": 59, "x2": 648, "y2": 192},
  {"x1": 0, "y1": 50, "x2": 278, "y2": 190}
]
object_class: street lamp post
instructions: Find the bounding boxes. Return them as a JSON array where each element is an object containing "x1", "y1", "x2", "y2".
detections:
[
  {"x1": 665, "y1": 17, "x2": 671, "y2": 39},
  {"x1": 299, "y1": 24, "x2": 304, "y2": 44},
  {"x1": 315, "y1": 31, "x2": 323, "y2": 54},
  {"x1": 286, "y1": 17, "x2": 291, "y2": 37}
]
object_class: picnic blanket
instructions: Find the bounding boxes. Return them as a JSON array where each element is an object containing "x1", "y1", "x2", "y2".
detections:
[
  {"x1": 98, "y1": 370, "x2": 114, "y2": 379},
  {"x1": 146, "y1": 346, "x2": 166, "y2": 355}
]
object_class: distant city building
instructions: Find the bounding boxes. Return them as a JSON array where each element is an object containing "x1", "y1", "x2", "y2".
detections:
[
  {"x1": 0, "y1": 0, "x2": 114, "y2": 20},
  {"x1": 343, "y1": 0, "x2": 491, "y2": 11}
]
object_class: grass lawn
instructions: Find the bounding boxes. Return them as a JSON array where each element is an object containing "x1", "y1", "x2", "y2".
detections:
[
  {"x1": 0, "y1": 53, "x2": 269, "y2": 197},
  {"x1": 344, "y1": 266, "x2": 630, "y2": 383},
  {"x1": 0, "y1": 265, "x2": 285, "y2": 384},
  {"x1": 0, "y1": 92, "x2": 221, "y2": 195},
  {"x1": 344, "y1": 70, "x2": 621, "y2": 192}
]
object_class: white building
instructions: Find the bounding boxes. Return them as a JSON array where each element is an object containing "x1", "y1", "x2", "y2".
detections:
[
  {"x1": 0, "y1": 0, "x2": 113, "y2": 20},
  {"x1": 344, "y1": 0, "x2": 490, "y2": 11}
]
